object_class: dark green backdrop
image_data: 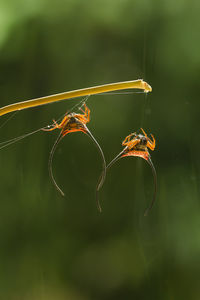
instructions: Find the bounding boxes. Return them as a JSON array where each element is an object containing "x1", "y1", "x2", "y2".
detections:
[{"x1": 0, "y1": 0, "x2": 200, "y2": 299}]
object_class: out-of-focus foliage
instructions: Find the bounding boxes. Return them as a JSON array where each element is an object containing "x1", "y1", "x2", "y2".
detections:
[{"x1": 0, "y1": 0, "x2": 200, "y2": 299}]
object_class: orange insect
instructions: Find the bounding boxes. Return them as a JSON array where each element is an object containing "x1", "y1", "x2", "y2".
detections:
[
  {"x1": 97, "y1": 128, "x2": 157, "y2": 215},
  {"x1": 43, "y1": 103, "x2": 106, "y2": 210}
]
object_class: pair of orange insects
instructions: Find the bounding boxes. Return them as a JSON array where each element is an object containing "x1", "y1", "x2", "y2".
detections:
[{"x1": 44, "y1": 103, "x2": 156, "y2": 216}]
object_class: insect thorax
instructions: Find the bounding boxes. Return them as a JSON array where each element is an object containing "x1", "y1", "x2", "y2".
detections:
[{"x1": 65, "y1": 116, "x2": 85, "y2": 130}]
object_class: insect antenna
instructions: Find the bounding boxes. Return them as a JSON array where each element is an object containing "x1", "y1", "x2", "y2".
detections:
[
  {"x1": 144, "y1": 156, "x2": 157, "y2": 216},
  {"x1": 48, "y1": 131, "x2": 65, "y2": 196}
]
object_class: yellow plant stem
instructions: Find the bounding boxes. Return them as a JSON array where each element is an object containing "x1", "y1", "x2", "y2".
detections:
[{"x1": 0, "y1": 79, "x2": 152, "y2": 117}]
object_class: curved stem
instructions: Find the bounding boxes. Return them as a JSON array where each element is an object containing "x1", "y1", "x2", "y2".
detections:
[{"x1": 0, "y1": 80, "x2": 152, "y2": 117}]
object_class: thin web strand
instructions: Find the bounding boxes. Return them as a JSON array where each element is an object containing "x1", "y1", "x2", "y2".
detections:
[
  {"x1": 0, "y1": 111, "x2": 19, "y2": 131},
  {"x1": 0, "y1": 127, "x2": 47, "y2": 150},
  {"x1": 54, "y1": 95, "x2": 90, "y2": 124},
  {"x1": 95, "y1": 91, "x2": 147, "y2": 96},
  {"x1": 0, "y1": 96, "x2": 91, "y2": 151}
]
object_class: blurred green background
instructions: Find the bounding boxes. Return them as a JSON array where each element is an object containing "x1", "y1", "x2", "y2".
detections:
[{"x1": 0, "y1": 0, "x2": 200, "y2": 299}]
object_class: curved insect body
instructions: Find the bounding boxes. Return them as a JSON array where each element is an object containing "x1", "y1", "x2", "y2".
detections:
[
  {"x1": 45, "y1": 103, "x2": 90, "y2": 135},
  {"x1": 44, "y1": 103, "x2": 106, "y2": 211},
  {"x1": 122, "y1": 128, "x2": 155, "y2": 154},
  {"x1": 97, "y1": 128, "x2": 157, "y2": 215}
]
